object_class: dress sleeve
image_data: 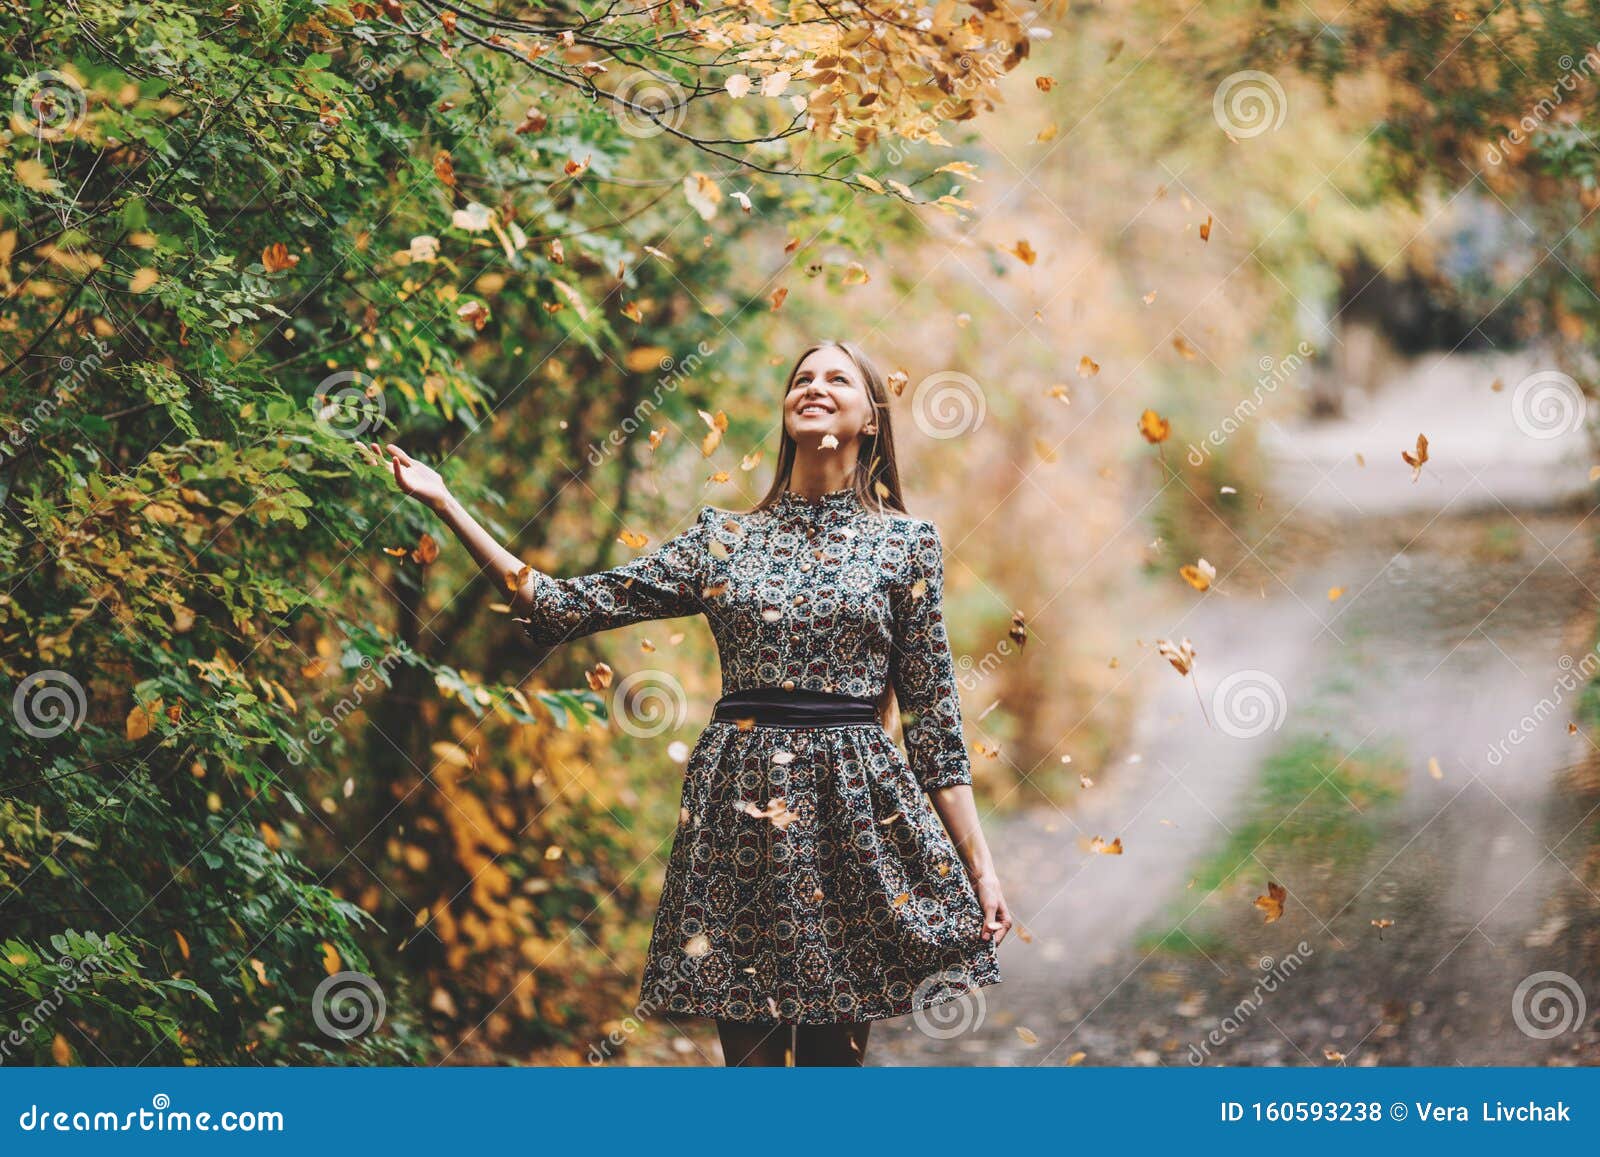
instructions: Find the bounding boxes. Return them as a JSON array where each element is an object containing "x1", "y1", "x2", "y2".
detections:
[
  {"x1": 887, "y1": 519, "x2": 972, "y2": 791},
  {"x1": 515, "y1": 505, "x2": 711, "y2": 646}
]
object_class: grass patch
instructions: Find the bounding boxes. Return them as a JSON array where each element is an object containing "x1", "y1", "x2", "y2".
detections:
[{"x1": 1136, "y1": 733, "x2": 1407, "y2": 955}]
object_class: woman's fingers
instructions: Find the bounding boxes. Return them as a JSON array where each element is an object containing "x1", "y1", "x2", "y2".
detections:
[
  {"x1": 384, "y1": 442, "x2": 415, "y2": 467},
  {"x1": 992, "y1": 900, "x2": 1012, "y2": 946}
]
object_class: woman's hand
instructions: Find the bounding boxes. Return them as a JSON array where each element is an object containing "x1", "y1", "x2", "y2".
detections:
[
  {"x1": 974, "y1": 871, "x2": 1013, "y2": 945},
  {"x1": 373, "y1": 442, "x2": 450, "y2": 512}
]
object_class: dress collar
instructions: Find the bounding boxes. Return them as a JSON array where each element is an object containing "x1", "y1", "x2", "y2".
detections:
[{"x1": 776, "y1": 486, "x2": 865, "y2": 516}]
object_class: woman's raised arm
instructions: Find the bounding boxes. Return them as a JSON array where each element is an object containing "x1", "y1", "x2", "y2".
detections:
[
  {"x1": 373, "y1": 442, "x2": 533, "y2": 609},
  {"x1": 374, "y1": 441, "x2": 712, "y2": 646}
]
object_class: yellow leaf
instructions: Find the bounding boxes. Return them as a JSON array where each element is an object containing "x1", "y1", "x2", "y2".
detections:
[
  {"x1": 321, "y1": 941, "x2": 341, "y2": 976},
  {"x1": 51, "y1": 1033, "x2": 72, "y2": 1065}
]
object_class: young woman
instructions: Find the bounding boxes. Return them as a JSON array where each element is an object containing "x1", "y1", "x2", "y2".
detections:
[{"x1": 376, "y1": 339, "x2": 1011, "y2": 1066}]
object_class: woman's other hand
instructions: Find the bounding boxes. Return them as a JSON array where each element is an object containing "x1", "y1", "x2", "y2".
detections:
[
  {"x1": 974, "y1": 872, "x2": 1013, "y2": 945},
  {"x1": 373, "y1": 442, "x2": 450, "y2": 511}
]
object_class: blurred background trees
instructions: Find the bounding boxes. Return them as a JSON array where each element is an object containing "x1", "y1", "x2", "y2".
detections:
[{"x1": 3, "y1": 0, "x2": 1596, "y2": 1064}]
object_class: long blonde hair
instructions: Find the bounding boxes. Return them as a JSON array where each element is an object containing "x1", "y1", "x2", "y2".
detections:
[{"x1": 747, "y1": 339, "x2": 907, "y2": 733}]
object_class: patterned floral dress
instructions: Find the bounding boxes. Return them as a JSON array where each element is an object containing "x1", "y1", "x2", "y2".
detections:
[{"x1": 517, "y1": 486, "x2": 1002, "y2": 1024}]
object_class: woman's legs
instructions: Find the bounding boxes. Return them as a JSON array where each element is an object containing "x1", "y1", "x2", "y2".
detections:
[
  {"x1": 794, "y1": 1020, "x2": 870, "y2": 1066},
  {"x1": 715, "y1": 1018, "x2": 793, "y2": 1066}
]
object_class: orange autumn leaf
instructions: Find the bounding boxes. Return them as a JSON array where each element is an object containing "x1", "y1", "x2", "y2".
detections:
[
  {"x1": 410, "y1": 532, "x2": 440, "y2": 565},
  {"x1": 433, "y1": 150, "x2": 456, "y2": 186},
  {"x1": 1402, "y1": 432, "x2": 1429, "y2": 482},
  {"x1": 1138, "y1": 408, "x2": 1170, "y2": 444},
  {"x1": 1254, "y1": 880, "x2": 1286, "y2": 923},
  {"x1": 585, "y1": 662, "x2": 613, "y2": 691},
  {"x1": 261, "y1": 242, "x2": 299, "y2": 273},
  {"x1": 617, "y1": 528, "x2": 648, "y2": 549},
  {"x1": 1089, "y1": 835, "x2": 1123, "y2": 855},
  {"x1": 1179, "y1": 558, "x2": 1216, "y2": 591}
]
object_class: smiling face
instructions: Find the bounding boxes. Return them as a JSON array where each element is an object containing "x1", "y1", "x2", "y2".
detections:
[{"x1": 784, "y1": 345, "x2": 877, "y2": 446}]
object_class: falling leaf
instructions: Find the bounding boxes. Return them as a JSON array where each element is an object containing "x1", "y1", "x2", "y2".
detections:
[
  {"x1": 129, "y1": 267, "x2": 159, "y2": 293},
  {"x1": 1327, "y1": 586, "x2": 1344, "y2": 602},
  {"x1": 892, "y1": 892, "x2": 911, "y2": 907},
  {"x1": 1401, "y1": 433, "x2": 1429, "y2": 482},
  {"x1": 451, "y1": 202, "x2": 493, "y2": 231},
  {"x1": 1006, "y1": 239, "x2": 1037, "y2": 265},
  {"x1": 768, "y1": 286, "x2": 787, "y2": 310},
  {"x1": 698, "y1": 408, "x2": 728, "y2": 457},
  {"x1": 1009, "y1": 610, "x2": 1028, "y2": 649},
  {"x1": 734, "y1": 797, "x2": 801, "y2": 830},
  {"x1": 51, "y1": 1033, "x2": 71, "y2": 1065},
  {"x1": 1138, "y1": 408, "x2": 1171, "y2": 444},
  {"x1": 1254, "y1": 880, "x2": 1286, "y2": 923},
  {"x1": 411, "y1": 532, "x2": 440, "y2": 565},
  {"x1": 819, "y1": 432, "x2": 839, "y2": 450},
  {"x1": 841, "y1": 261, "x2": 870, "y2": 286},
  {"x1": 261, "y1": 242, "x2": 299, "y2": 273},
  {"x1": 684, "y1": 933, "x2": 711, "y2": 957},
  {"x1": 1323, "y1": 1047, "x2": 1345, "y2": 1062},
  {"x1": 1079, "y1": 774, "x2": 1094, "y2": 789},
  {"x1": 683, "y1": 171, "x2": 722, "y2": 220},
  {"x1": 1067, "y1": 1051, "x2": 1087, "y2": 1065},
  {"x1": 174, "y1": 929, "x2": 191, "y2": 961},
  {"x1": 1078, "y1": 355, "x2": 1100, "y2": 377},
  {"x1": 585, "y1": 662, "x2": 613, "y2": 691},
  {"x1": 1156, "y1": 637, "x2": 1195, "y2": 675},
  {"x1": 1179, "y1": 558, "x2": 1216, "y2": 591},
  {"x1": 1427, "y1": 756, "x2": 1443, "y2": 780},
  {"x1": 617, "y1": 529, "x2": 649, "y2": 550},
  {"x1": 1016, "y1": 1026, "x2": 1040, "y2": 1045},
  {"x1": 1089, "y1": 835, "x2": 1124, "y2": 855},
  {"x1": 1199, "y1": 214, "x2": 1213, "y2": 241},
  {"x1": 321, "y1": 941, "x2": 341, "y2": 976},
  {"x1": 433, "y1": 150, "x2": 456, "y2": 186},
  {"x1": 1035, "y1": 76, "x2": 1055, "y2": 92}
]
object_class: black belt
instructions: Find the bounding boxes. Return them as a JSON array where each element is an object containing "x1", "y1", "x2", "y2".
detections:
[{"x1": 711, "y1": 686, "x2": 879, "y2": 729}]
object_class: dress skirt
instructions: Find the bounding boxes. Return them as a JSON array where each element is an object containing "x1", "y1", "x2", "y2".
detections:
[{"x1": 636, "y1": 693, "x2": 1004, "y2": 1025}]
